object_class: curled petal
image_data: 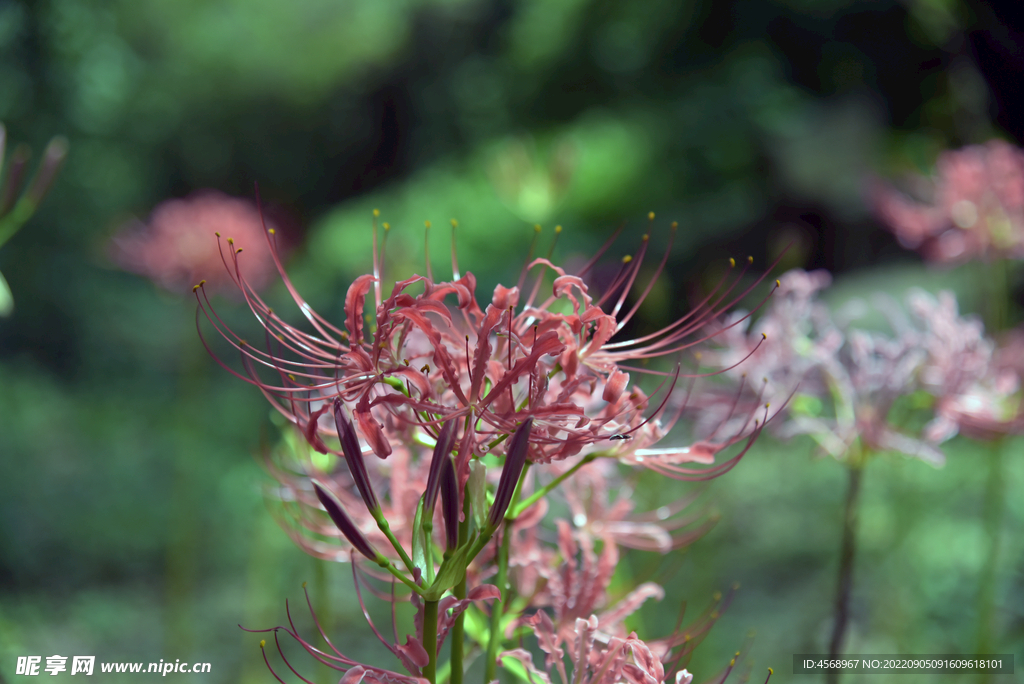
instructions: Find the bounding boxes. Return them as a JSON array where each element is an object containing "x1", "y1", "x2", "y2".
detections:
[
  {"x1": 602, "y1": 370, "x2": 630, "y2": 404},
  {"x1": 355, "y1": 399, "x2": 393, "y2": 459}
]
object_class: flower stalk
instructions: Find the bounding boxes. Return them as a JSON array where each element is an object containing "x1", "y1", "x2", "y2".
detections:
[{"x1": 827, "y1": 450, "x2": 866, "y2": 684}]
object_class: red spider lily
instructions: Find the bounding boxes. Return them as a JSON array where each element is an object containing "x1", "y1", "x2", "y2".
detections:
[
  {"x1": 198, "y1": 210, "x2": 777, "y2": 567},
  {"x1": 197, "y1": 211, "x2": 774, "y2": 479},
  {"x1": 872, "y1": 140, "x2": 1024, "y2": 263}
]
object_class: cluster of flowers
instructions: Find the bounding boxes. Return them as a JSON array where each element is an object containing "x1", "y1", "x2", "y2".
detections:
[
  {"x1": 703, "y1": 268, "x2": 1024, "y2": 466},
  {"x1": 871, "y1": 139, "x2": 1024, "y2": 264},
  {"x1": 195, "y1": 211, "x2": 778, "y2": 684}
]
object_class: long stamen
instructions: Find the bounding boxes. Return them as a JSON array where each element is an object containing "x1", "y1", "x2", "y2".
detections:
[
  {"x1": 450, "y1": 219, "x2": 461, "y2": 280},
  {"x1": 424, "y1": 221, "x2": 433, "y2": 281}
]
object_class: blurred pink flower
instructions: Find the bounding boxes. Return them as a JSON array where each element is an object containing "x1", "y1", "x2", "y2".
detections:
[
  {"x1": 872, "y1": 140, "x2": 1024, "y2": 263},
  {"x1": 112, "y1": 190, "x2": 278, "y2": 294},
  {"x1": 911, "y1": 293, "x2": 1024, "y2": 442},
  {"x1": 701, "y1": 269, "x2": 1024, "y2": 464}
]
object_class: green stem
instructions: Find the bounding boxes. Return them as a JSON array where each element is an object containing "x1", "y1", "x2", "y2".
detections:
[
  {"x1": 976, "y1": 440, "x2": 1006, "y2": 684},
  {"x1": 450, "y1": 497, "x2": 471, "y2": 684},
  {"x1": 827, "y1": 455, "x2": 865, "y2": 684},
  {"x1": 375, "y1": 515, "x2": 417, "y2": 576},
  {"x1": 512, "y1": 453, "x2": 597, "y2": 518},
  {"x1": 424, "y1": 598, "x2": 439, "y2": 684},
  {"x1": 484, "y1": 523, "x2": 513, "y2": 683},
  {"x1": 380, "y1": 557, "x2": 424, "y2": 594}
]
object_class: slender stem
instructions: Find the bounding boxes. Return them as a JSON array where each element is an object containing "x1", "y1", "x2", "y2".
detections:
[
  {"x1": 976, "y1": 439, "x2": 1005, "y2": 684},
  {"x1": 375, "y1": 515, "x2": 417, "y2": 576},
  {"x1": 975, "y1": 257, "x2": 1009, "y2": 684},
  {"x1": 512, "y1": 453, "x2": 596, "y2": 518},
  {"x1": 381, "y1": 558, "x2": 423, "y2": 594},
  {"x1": 827, "y1": 459, "x2": 864, "y2": 684},
  {"x1": 484, "y1": 523, "x2": 513, "y2": 683},
  {"x1": 450, "y1": 497, "x2": 471, "y2": 684},
  {"x1": 424, "y1": 598, "x2": 439, "y2": 684}
]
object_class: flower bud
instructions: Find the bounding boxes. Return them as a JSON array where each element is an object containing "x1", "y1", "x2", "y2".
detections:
[
  {"x1": 334, "y1": 398, "x2": 380, "y2": 514},
  {"x1": 312, "y1": 480, "x2": 380, "y2": 562},
  {"x1": 487, "y1": 417, "x2": 533, "y2": 527},
  {"x1": 439, "y1": 453, "x2": 459, "y2": 550},
  {"x1": 423, "y1": 419, "x2": 457, "y2": 514}
]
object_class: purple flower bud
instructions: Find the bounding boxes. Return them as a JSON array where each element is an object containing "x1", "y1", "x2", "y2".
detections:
[
  {"x1": 424, "y1": 419, "x2": 457, "y2": 514},
  {"x1": 312, "y1": 480, "x2": 380, "y2": 562},
  {"x1": 439, "y1": 453, "x2": 459, "y2": 550},
  {"x1": 488, "y1": 417, "x2": 533, "y2": 527},
  {"x1": 334, "y1": 398, "x2": 380, "y2": 514}
]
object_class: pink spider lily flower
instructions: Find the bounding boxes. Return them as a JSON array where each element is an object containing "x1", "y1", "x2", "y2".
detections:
[
  {"x1": 871, "y1": 140, "x2": 1024, "y2": 263},
  {"x1": 113, "y1": 190, "x2": 279, "y2": 294},
  {"x1": 501, "y1": 583, "x2": 741, "y2": 684},
  {"x1": 705, "y1": 269, "x2": 956, "y2": 464},
  {"x1": 246, "y1": 565, "x2": 499, "y2": 684},
  {"x1": 908, "y1": 292, "x2": 1024, "y2": 442},
  {"x1": 196, "y1": 212, "x2": 776, "y2": 493}
]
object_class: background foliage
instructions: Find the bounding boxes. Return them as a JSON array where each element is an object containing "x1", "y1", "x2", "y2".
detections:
[{"x1": 1, "y1": 0, "x2": 1021, "y2": 681}]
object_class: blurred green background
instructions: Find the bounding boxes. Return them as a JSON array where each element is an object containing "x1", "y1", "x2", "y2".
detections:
[{"x1": 1, "y1": 0, "x2": 1022, "y2": 682}]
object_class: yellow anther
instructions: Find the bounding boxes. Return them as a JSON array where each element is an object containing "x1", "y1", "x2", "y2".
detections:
[
  {"x1": 192, "y1": 284, "x2": 201, "y2": 292},
  {"x1": 227, "y1": 237, "x2": 234, "y2": 245},
  {"x1": 236, "y1": 248, "x2": 243, "y2": 254},
  {"x1": 670, "y1": 221, "x2": 678, "y2": 229},
  {"x1": 729, "y1": 257, "x2": 735, "y2": 268},
  {"x1": 260, "y1": 640, "x2": 265, "y2": 649},
  {"x1": 420, "y1": 364, "x2": 431, "y2": 373},
  {"x1": 534, "y1": 223, "x2": 542, "y2": 233},
  {"x1": 747, "y1": 255, "x2": 753, "y2": 264},
  {"x1": 711, "y1": 611, "x2": 719, "y2": 619},
  {"x1": 450, "y1": 219, "x2": 458, "y2": 228},
  {"x1": 555, "y1": 225, "x2": 562, "y2": 233},
  {"x1": 762, "y1": 332, "x2": 767, "y2": 340},
  {"x1": 425, "y1": 220, "x2": 431, "y2": 229},
  {"x1": 288, "y1": 374, "x2": 296, "y2": 381},
  {"x1": 215, "y1": 231, "x2": 221, "y2": 237},
  {"x1": 642, "y1": 234, "x2": 649, "y2": 241},
  {"x1": 622, "y1": 255, "x2": 632, "y2": 264},
  {"x1": 713, "y1": 591, "x2": 722, "y2": 600},
  {"x1": 766, "y1": 402, "x2": 771, "y2": 408},
  {"x1": 373, "y1": 208, "x2": 380, "y2": 217},
  {"x1": 239, "y1": 340, "x2": 247, "y2": 347},
  {"x1": 302, "y1": 581, "x2": 307, "y2": 588},
  {"x1": 403, "y1": 359, "x2": 409, "y2": 365},
  {"x1": 694, "y1": 351, "x2": 702, "y2": 360},
  {"x1": 769, "y1": 668, "x2": 774, "y2": 675},
  {"x1": 383, "y1": 222, "x2": 390, "y2": 230},
  {"x1": 647, "y1": 211, "x2": 655, "y2": 220},
  {"x1": 735, "y1": 651, "x2": 741, "y2": 657},
  {"x1": 268, "y1": 228, "x2": 275, "y2": 235},
  {"x1": 200, "y1": 279, "x2": 206, "y2": 286},
  {"x1": 729, "y1": 659, "x2": 736, "y2": 667}
]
